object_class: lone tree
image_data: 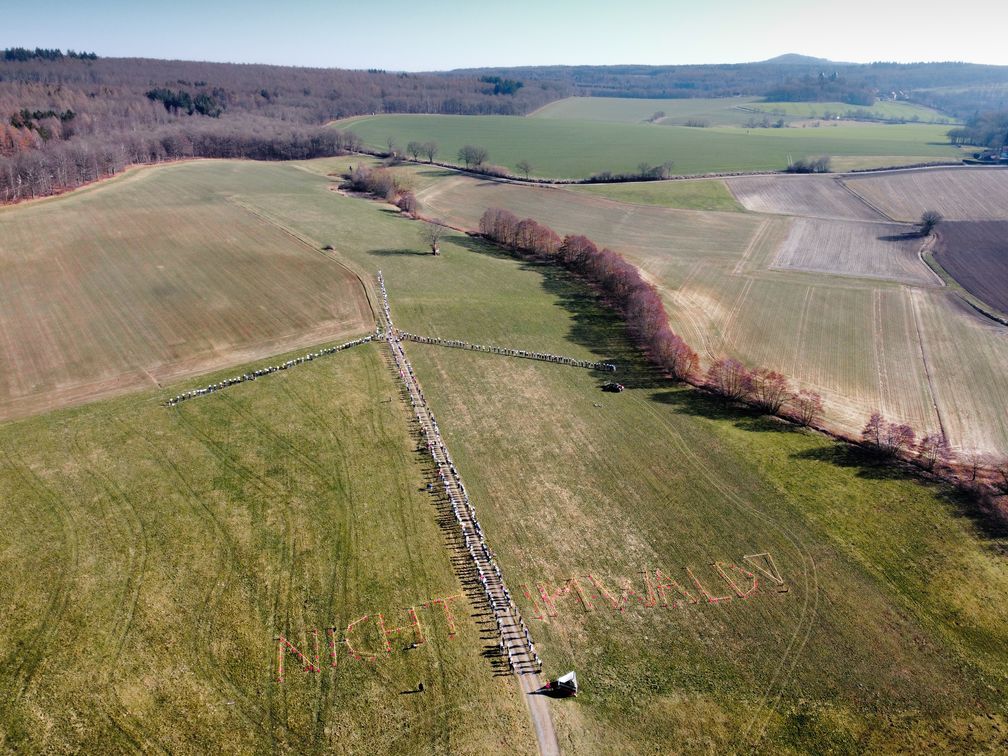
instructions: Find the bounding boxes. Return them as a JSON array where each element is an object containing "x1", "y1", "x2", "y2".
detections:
[
  {"x1": 406, "y1": 141, "x2": 424, "y2": 160},
  {"x1": 516, "y1": 159, "x2": 532, "y2": 179},
  {"x1": 423, "y1": 220, "x2": 446, "y2": 255},
  {"x1": 919, "y1": 210, "x2": 943, "y2": 236},
  {"x1": 423, "y1": 141, "x2": 439, "y2": 163}
]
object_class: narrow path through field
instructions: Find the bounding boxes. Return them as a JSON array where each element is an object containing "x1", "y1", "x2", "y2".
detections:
[{"x1": 378, "y1": 272, "x2": 560, "y2": 756}]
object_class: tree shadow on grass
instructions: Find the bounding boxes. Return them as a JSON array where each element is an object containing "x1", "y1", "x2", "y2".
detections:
[
  {"x1": 878, "y1": 232, "x2": 923, "y2": 242},
  {"x1": 456, "y1": 233, "x2": 1008, "y2": 543},
  {"x1": 791, "y1": 443, "x2": 1008, "y2": 541}
]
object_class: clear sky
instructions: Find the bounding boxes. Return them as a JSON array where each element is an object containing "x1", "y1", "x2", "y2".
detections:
[{"x1": 2, "y1": 0, "x2": 1005, "y2": 70}]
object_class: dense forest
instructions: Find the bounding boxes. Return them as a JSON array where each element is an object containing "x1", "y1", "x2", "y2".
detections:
[
  {"x1": 0, "y1": 52, "x2": 567, "y2": 202},
  {"x1": 448, "y1": 57, "x2": 1008, "y2": 116}
]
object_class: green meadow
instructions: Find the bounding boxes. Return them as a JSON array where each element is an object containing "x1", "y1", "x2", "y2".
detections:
[{"x1": 336, "y1": 114, "x2": 964, "y2": 178}]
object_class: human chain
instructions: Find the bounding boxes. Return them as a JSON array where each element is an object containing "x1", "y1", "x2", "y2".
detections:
[
  {"x1": 164, "y1": 334, "x2": 376, "y2": 407},
  {"x1": 398, "y1": 332, "x2": 616, "y2": 372},
  {"x1": 377, "y1": 270, "x2": 543, "y2": 677}
]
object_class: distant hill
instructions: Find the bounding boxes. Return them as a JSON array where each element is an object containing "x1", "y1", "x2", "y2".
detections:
[
  {"x1": 759, "y1": 53, "x2": 846, "y2": 66},
  {"x1": 445, "y1": 60, "x2": 1008, "y2": 116}
]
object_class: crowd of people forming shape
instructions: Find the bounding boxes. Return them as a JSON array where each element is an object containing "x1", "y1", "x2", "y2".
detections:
[
  {"x1": 399, "y1": 332, "x2": 616, "y2": 372},
  {"x1": 379, "y1": 271, "x2": 543, "y2": 677},
  {"x1": 163, "y1": 335, "x2": 377, "y2": 407}
]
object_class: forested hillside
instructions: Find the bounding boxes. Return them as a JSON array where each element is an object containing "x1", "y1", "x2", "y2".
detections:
[{"x1": 0, "y1": 52, "x2": 567, "y2": 202}]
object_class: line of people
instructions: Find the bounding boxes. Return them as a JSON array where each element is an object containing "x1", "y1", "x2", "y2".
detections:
[
  {"x1": 399, "y1": 332, "x2": 616, "y2": 372},
  {"x1": 164, "y1": 334, "x2": 376, "y2": 407},
  {"x1": 378, "y1": 270, "x2": 542, "y2": 676}
]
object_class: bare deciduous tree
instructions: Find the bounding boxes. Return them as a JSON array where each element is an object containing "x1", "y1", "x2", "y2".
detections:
[
  {"x1": 423, "y1": 141, "x2": 438, "y2": 163},
  {"x1": 516, "y1": 159, "x2": 532, "y2": 179},
  {"x1": 919, "y1": 210, "x2": 942, "y2": 236},
  {"x1": 423, "y1": 220, "x2": 446, "y2": 255}
]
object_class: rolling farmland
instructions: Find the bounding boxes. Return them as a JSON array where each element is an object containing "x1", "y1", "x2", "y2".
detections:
[
  {"x1": 0, "y1": 162, "x2": 373, "y2": 421},
  {"x1": 416, "y1": 167, "x2": 1008, "y2": 454},
  {"x1": 2, "y1": 158, "x2": 1007, "y2": 753},
  {"x1": 934, "y1": 221, "x2": 1008, "y2": 314},
  {"x1": 529, "y1": 96, "x2": 764, "y2": 125},
  {"x1": 0, "y1": 343, "x2": 537, "y2": 754},
  {"x1": 725, "y1": 174, "x2": 885, "y2": 221},
  {"x1": 843, "y1": 167, "x2": 1008, "y2": 221},
  {"x1": 335, "y1": 114, "x2": 963, "y2": 179},
  {"x1": 745, "y1": 99, "x2": 956, "y2": 123},
  {"x1": 771, "y1": 218, "x2": 936, "y2": 284}
]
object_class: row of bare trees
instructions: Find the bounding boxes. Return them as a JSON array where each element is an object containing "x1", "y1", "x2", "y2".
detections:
[
  {"x1": 477, "y1": 207, "x2": 825, "y2": 425},
  {"x1": 861, "y1": 411, "x2": 1008, "y2": 498},
  {"x1": 704, "y1": 358, "x2": 824, "y2": 426}
]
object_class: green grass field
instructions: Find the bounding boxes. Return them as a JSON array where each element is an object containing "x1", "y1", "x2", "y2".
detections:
[
  {"x1": 336, "y1": 114, "x2": 964, "y2": 179},
  {"x1": 530, "y1": 96, "x2": 763, "y2": 125},
  {"x1": 530, "y1": 96, "x2": 954, "y2": 127},
  {"x1": 746, "y1": 99, "x2": 957, "y2": 124},
  {"x1": 569, "y1": 178, "x2": 743, "y2": 211},
  {"x1": 0, "y1": 342, "x2": 535, "y2": 753},
  {"x1": 2, "y1": 159, "x2": 1007, "y2": 753}
]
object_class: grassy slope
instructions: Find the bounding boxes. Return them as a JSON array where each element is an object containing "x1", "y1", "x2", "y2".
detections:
[
  {"x1": 319, "y1": 207, "x2": 1007, "y2": 752},
  {"x1": 0, "y1": 161, "x2": 373, "y2": 421},
  {"x1": 3, "y1": 160, "x2": 1007, "y2": 753},
  {"x1": 569, "y1": 178, "x2": 743, "y2": 211},
  {"x1": 533, "y1": 96, "x2": 954, "y2": 126},
  {"x1": 530, "y1": 96, "x2": 763, "y2": 125},
  {"x1": 748, "y1": 100, "x2": 957, "y2": 123},
  {"x1": 336, "y1": 114, "x2": 963, "y2": 178},
  {"x1": 0, "y1": 342, "x2": 536, "y2": 754}
]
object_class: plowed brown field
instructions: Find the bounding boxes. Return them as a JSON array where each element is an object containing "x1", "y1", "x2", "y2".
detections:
[{"x1": 934, "y1": 221, "x2": 1008, "y2": 314}]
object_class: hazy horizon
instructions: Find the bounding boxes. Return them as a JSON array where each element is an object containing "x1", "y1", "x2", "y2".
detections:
[{"x1": 2, "y1": 0, "x2": 1005, "y2": 71}]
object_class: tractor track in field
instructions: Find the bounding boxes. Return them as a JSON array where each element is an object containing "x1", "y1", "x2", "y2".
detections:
[
  {"x1": 632, "y1": 395, "x2": 820, "y2": 749},
  {"x1": 0, "y1": 444, "x2": 81, "y2": 704},
  {"x1": 168, "y1": 405, "x2": 306, "y2": 752}
]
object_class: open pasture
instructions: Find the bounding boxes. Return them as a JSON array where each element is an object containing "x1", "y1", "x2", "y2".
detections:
[
  {"x1": 336, "y1": 114, "x2": 962, "y2": 179},
  {"x1": 359, "y1": 230, "x2": 1008, "y2": 752},
  {"x1": 843, "y1": 167, "x2": 1008, "y2": 222},
  {"x1": 771, "y1": 217, "x2": 936, "y2": 285},
  {"x1": 0, "y1": 162, "x2": 373, "y2": 421},
  {"x1": 2, "y1": 159, "x2": 1008, "y2": 753},
  {"x1": 0, "y1": 343, "x2": 536, "y2": 754},
  {"x1": 568, "y1": 178, "x2": 743, "y2": 211},
  {"x1": 529, "y1": 96, "x2": 763, "y2": 125},
  {"x1": 934, "y1": 221, "x2": 1008, "y2": 315},
  {"x1": 725, "y1": 174, "x2": 885, "y2": 221},
  {"x1": 747, "y1": 99, "x2": 955, "y2": 124}
]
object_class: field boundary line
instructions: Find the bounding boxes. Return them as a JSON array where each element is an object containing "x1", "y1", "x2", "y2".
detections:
[
  {"x1": 834, "y1": 176, "x2": 899, "y2": 222},
  {"x1": 227, "y1": 196, "x2": 380, "y2": 327}
]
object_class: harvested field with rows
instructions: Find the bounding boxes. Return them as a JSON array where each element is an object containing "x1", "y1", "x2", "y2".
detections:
[
  {"x1": 771, "y1": 218, "x2": 936, "y2": 285},
  {"x1": 0, "y1": 162, "x2": 373, "y2": 422},
  {"x1": 843, "y1": 167, "x2": 1008, "y2": 222},
  {"x1": 725, "y1": 174, "x2": 885, "y2": 221},
  {"x1": 417, "y1": 167, "x2": 1008, "y2": 454},
  {"x1": 933, "y1": 221, "x2": 1008, "y2": 314}
]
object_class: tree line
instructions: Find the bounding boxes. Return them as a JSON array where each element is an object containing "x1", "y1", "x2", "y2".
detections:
[
  {"x1": 474, "y1": 204, "x2": 1008, "y2": 517},
  {"x1": 0, "y1": 54, "x2": 567, "y2": 203},
  {"x1": 0, "y1": 120, "x2": 361, "y2": 202}
]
